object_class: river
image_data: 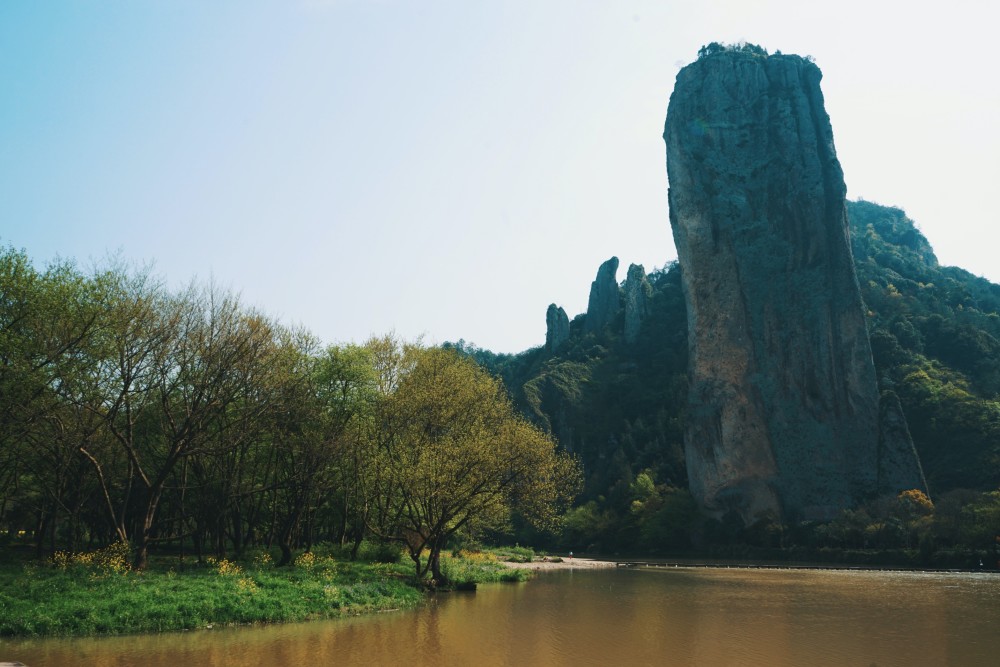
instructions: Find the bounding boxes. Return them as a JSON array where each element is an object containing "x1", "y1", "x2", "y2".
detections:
[{"x1": 4, "y1": 567, "x2": 999, "y2": 666}]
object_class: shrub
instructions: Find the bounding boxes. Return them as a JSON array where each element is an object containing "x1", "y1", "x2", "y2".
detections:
[
  {"x1": 294, "y1": 551, "x2": 316, "y2": 569},
  {"x1": 504, "y1": 545, "x2": 535, "y2": 563},
  {"x1": 215, "y1": 559, "x2": 243, "y2": 576},
  {"x1": 49, "y1": 541, "x2": 131, "y2": 577},
  {"x1": 358, "y1": 541, "x2": 402, "y2": 564}
]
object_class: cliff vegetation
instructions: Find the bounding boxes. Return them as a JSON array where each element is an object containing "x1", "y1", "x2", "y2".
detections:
[{"x1": 449, "y1": 200, "x2": 1000, "y2": 563}]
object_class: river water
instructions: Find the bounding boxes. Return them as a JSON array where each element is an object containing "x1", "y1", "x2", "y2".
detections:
[{"x1": 4, "y1": 567, "x2": 999, "y2": 666}]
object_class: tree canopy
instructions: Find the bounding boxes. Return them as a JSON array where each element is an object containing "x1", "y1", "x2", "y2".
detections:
[
  {"x1": 362, "y1": 342, "x2": 581, "y2": 583},
  {"x1": 0, "y1": 251, "x2": 582, "y2": 579}
]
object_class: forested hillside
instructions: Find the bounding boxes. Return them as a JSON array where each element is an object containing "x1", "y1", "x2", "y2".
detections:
[
  {"x1": 452, "y1": 200, "x2": 1000, "y2": 556},
  {"x1": 3, "y1": 200, "x2": 997, "y2": 566},
  {"x1": 850, "y1": 201, "x2": 1000, "y2": 491}
]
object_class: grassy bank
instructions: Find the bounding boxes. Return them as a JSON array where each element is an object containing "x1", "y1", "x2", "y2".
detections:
[{"x1": 0, "y1": 544, "x2": 531, "y2": 638}]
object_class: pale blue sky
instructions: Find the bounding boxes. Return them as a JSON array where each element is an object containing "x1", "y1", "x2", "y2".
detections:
[{"x1": 2, "y1": 1, "x2": 998, "y2": 352}]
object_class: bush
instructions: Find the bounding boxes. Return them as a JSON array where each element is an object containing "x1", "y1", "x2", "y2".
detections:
[
  {"x1": 503, "y1": 546, "x2": 535, "y2": 563},
  {"x1": 358, "y1": 541, "x2": 402, "y2": 564},
  {"x1": 50, "y1": 541, "x2": 131, "y2": 577}
]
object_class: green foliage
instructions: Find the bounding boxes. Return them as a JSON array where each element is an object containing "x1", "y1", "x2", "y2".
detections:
[
  {"x1": 50, "y1": 541, "x2": 132, "y2": 577},
  {"x1": 0, "y1": 554, "x2": 425, "y2": 637},
  {"x1": 462, "y1": 199, "x2": 1000, "y2": 558},
  {"x1": 460, "y1": 263, "x2": 689, "y2": 554},
  {"x1": 849, "y1": 200, "x2": 1000, "y2": 491},
  {"x1": 439, "y1": 550, "x2": 531, "y2": 586},
  {"x1": 361, "y1": 343, "x2": 582, "y2": 583},
  {"x1": 499, "y1": 545, "x2": 535, "y2": 563},
  {"x1": 697, "y1": 42, "x2": 769, "y2": 59},
  {"x1": 357, "y1": 541, "x2": 404, "y2": 564},
  {"x1": 0, "y1": 248, "x2": 577, "y2": 586},
  {"x1": 561, "y1": 501, "x2": 614, "y2": 551},
  {"x1": 5, "y1": 193, "x2": 1000, "y2": 576}
]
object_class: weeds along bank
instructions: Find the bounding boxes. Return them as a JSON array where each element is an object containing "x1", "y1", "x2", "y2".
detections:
[{"x1": 0, "y1": 543, "x2": 532, "y2": 638}]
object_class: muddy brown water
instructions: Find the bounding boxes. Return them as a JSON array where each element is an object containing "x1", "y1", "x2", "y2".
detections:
[{"x1": 4, "y1": 567, "x2": 999, "y2": 666}]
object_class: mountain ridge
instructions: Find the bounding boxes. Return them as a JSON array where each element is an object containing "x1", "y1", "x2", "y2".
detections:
[{"x1": 446, "y1": 199, "x2": 1000, "y2": 538}]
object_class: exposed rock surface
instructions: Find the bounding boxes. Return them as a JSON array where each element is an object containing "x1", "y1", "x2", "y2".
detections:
[
  {"x1": 623, "y1": 263, "x2": 652, "y2": 344},
  {"x1": 664, "y1": 48, "x2": 925, "y2": 521},
  {"x1": 878, "y1": 391, "x2": 929, "y2": 496},
  {"x1": 545, "y1": 304, "x2": 570, "y2": 352},
  {"x1": 585, "y1": 257, "x2": 621, "y2": 334}
]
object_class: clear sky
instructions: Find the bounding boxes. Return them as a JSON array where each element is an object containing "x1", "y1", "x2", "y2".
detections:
[{"x1": 2, "y1": 1, "x2": 998, "y2": 353}]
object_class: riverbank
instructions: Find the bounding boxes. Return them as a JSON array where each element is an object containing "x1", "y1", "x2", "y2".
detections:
[
  {"x1": 0, "y1": 546, "x2": 531, "y2": 638},
  {"x1": 505, "y1": 556, "x2": 616, "y2": 571},
  {"x1": 511, "y1": 554, "x2": 999, "y2": 575},
  {"x1": 0, "y1": 558, "x2": 422, "y2": 638}
]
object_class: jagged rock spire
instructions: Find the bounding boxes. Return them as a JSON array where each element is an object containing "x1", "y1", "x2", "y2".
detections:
[
  {"x1": 585, "y1": 257, "x2": 620, "y2": 334},
  {"x1": 623, "y1": 263, "x2": 651, "y2": 344},
  {"x1": 545, "y1": 304, "x2": 570, "y2": 352}
]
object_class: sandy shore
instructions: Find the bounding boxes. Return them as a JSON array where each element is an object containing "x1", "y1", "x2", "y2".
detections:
[{"x1": 505, "y1": 557, "x2": 616, "y2": 571}]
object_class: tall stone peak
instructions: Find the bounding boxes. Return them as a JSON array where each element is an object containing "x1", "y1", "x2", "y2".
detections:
[
  {"x1": 585, "y1": 257, "x2": 621, "y2": 334},
  {"x1": 545, "y1": 304, "x2": 570, "y2": 352},
  {"x1": 664, "y1": 48, "x2": 925, "y2": 522},
  {"x1": 623, "y1": 263, "x2": 651, "y2": 344}
]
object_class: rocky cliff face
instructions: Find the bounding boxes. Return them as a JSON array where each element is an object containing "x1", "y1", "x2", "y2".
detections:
[
  {"x1": 877, "y1": 391, "x2": 928, "y2": 496},
  {"x1": 585, "y1": 257, "x2": 621, "y2": 334},
  {"x1": 623, "y1": 263, "x2": 651, "y2": 344},
  {"x1": 664, "y1": 48, "x2": 925, "y2": 521},
  {"x1": 545, "y1": 304, "x2": 570, "y2": 352}
]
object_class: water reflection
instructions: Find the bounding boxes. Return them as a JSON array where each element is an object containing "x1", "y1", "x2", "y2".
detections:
[{"x1": 5, "y1": 568, "x2": 999, "y2": 666}]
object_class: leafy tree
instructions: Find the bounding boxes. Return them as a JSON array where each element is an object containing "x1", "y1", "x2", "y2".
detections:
[
  {"x1": 958, "y1": 489, "x2": 1000, "y2": 549},
  {"x1": 0, "y1": 247, "x2": 101, "y2": 556},
  {"x1": 364, "y1": 344, "x2": 581, "y2": 584},
  {"x1": 268, "y1": 337, "x2": 379, "y2": 565}
]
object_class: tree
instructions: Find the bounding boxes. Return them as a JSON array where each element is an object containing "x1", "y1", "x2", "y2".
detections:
[
  {"x1": 314, "y1": 343, "x2": 380, "y2": 558},
  {"x1": 0, "y1": 248, "x2": 101, "y2": 556},
  {"x1": 268, "y1": 337, "x2": 376, "y2": 565},
  {"x1": 69, "y1": 271, "x2": 280, "y2": 569},
  {"x1": 365, "y1": 344, "x2": 581, "y2": 584},
  {"x1": 71, "y1": 263, "x2": 173, "y2": 554},
  {"x1": 129, "y1": 283, "x2": 277, "y2": 569}
]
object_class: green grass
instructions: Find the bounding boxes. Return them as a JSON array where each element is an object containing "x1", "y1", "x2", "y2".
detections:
[
  {"x1": 439, "y1": 550, "x2": 532, "y2": 585},
  {"x1": 0, "y1": 551, "x2": 418, "y2": 637},
  {"x1": 0, "y1": 544, "x2": 534, "y2": 637},
  {"x1": 494, "y1": 545, "x2": 536, "y2": 564}
]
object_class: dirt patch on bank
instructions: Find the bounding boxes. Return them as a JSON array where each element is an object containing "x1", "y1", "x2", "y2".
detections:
[{"x1": 505, "y1": 557, "x2": 616, "y2": 571}]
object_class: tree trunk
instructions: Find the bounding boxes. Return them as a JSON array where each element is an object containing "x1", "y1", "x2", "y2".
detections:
[
  {"x1": 133, "y1": 493, "x2": 161, "y2": 570},
  {"x1": 338, "y1": 499, "x2": 349, "y2": 546},
  {"x1": 277, "y1": 505, "x2": 301, "y2": 566},
  {"x1": 48, "y1": 510, "x2": 59, "y2": 558},
  {"x1": 216, "y1": 521, "x2": 227, "y2": 560},
  {"x1": 34, "y1": 511, "x2": 48, "y2": 561},
  {"x1": 194, "y1": 525, "x2": 204, "y2": 564},
  {"x1": 134, "y1": 540, "x2": 149, "y2": 571},
  {"x1": 349, "y1": 531, "x2": 363, "y2": 561},
  {"x1": 429, "y1": 539, "x2": 447, "y2": 586},
  {"x1": 410, "y1": 548, "x2": 423, "y2": 579},
  {"x1": 231, "y1": 507, "x2": 244, "y2": 558}
]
